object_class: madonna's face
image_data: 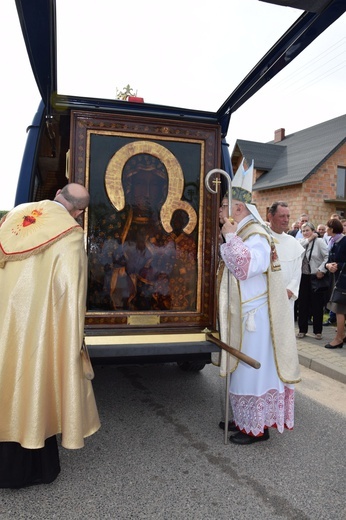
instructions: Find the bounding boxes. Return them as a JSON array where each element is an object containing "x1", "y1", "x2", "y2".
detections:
[{"x1": 127, "y1": 168, "x2": 168, "y2": 217}]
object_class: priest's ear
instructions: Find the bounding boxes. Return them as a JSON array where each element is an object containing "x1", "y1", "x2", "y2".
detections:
[{"x1": 70, "y1": 208, "x2": 85, "y2": 219}]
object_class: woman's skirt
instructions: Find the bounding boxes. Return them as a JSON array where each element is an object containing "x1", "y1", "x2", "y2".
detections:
[{"x1": 327, "y1": 301, "x2": 346, "y2": 314}]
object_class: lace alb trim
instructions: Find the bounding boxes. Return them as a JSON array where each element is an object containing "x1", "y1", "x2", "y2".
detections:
[{"x1": 230, "y1": 386, "x2": 295, "y2": 435}]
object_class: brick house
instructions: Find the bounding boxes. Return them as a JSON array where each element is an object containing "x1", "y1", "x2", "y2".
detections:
[{"x1": 230, "y1": 114, "x2": 346, "y2": 228}]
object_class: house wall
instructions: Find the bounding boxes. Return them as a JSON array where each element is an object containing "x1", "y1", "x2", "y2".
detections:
[{"x1": 252, "y1": 142, "x2": 346, "y2": 227}]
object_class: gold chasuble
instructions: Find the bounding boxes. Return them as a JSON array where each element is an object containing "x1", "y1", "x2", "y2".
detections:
[{"x1": 0, "y1": 200, "x2": 100, "y2": 449}]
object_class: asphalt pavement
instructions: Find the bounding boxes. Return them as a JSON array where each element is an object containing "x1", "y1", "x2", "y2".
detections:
[{"x1": 295, "y1": 320, "x2": 346, "y2": 384}]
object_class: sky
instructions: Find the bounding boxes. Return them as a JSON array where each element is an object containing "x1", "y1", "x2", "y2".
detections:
[{"x1": 0, "y1": 0, "x2": 345, "y2": 209}]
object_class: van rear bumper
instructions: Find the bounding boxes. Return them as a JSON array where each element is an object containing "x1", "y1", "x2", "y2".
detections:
[{"x1": 85, "y1": 333, "x2": 220, "y2": 360}]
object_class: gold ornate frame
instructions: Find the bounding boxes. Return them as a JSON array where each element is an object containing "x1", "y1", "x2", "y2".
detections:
[{"x1": 69, "y1": 111, "x2": 220, "y2": 334}]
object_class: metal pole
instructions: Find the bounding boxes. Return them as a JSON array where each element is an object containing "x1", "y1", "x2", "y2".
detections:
[{"x1": 205, "y1": 168, "x2": 232, "y2": 444}]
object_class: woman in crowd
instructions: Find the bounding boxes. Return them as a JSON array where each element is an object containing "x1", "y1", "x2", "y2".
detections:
[
  {"x1": 341, "y1": 219, "x2": 346, "y2": 234},
  {"x1": 297, "y1": 222, "x2": 329, "y2": 340},
  {"x1": 324, "y1": 218, "x2": 346, "y2": 349}
]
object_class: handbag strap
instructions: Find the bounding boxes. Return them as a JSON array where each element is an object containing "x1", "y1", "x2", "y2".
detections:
[
  {"x1": 307, "y1": 238, "x2": 315, "y2": 262},
  {"x1": 302, "y1": 239, "x2": 315, "y2": 272}
]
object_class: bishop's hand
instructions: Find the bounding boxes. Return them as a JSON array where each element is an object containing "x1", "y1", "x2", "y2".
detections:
[{"x1": 221, "y1": 216, "x2": 237, "y2": 237}]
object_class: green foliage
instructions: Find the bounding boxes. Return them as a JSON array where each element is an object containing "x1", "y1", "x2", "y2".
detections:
[{"x1": 0, "y1": 210, "x2": 8, "y2": 219}]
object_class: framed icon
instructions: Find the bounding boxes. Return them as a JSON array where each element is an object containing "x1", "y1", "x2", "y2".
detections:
[{"x1": 69, "y1": 111, "x2": 220, "y2": 333}]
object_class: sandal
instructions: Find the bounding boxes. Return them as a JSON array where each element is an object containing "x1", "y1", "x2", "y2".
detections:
[{"x1": 297, "y1": 332, "x2": 306, "y2": 338}]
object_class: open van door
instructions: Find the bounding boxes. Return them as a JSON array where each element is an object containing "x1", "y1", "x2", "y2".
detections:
[{"x1": 13, "y1": 0, "x2": 346, "y2": 368}]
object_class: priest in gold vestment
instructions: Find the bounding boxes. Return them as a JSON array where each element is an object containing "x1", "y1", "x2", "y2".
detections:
[{"x1": 0, "y1": 184, "x2": 100, "y2": 488}]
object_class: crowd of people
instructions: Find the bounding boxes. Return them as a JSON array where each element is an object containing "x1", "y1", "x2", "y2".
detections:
[{"x1": 286, "y1": 211, "x2": 346, "y2": 347}]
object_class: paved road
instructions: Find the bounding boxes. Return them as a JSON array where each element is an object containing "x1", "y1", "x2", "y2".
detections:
[{"x1": 1, "y1": 361, "x2": 345, "y2": 520}]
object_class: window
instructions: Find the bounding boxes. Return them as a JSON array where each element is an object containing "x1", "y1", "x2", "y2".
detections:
[{"x1": 336, "y1": 166, "x2": 346, "y2": 199}]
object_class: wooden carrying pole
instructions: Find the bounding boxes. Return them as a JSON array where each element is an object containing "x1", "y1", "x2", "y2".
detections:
[{"x1": 206, "y1": 333, "x2": 261, "y2": 369}]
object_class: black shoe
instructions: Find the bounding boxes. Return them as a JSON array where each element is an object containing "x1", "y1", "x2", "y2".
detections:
[
  {"x1": 219, "y1": 420, "x2": 238, "y2": 432},
  {"x1": 230, "y1": 429, "x2": 270, "y2": 445},
  {"x1": 323, "y1": 320, "x2": 336, "y2": 326},
  {"x1": 324, "y1": 342, "x2": 343, "y2": 349}
]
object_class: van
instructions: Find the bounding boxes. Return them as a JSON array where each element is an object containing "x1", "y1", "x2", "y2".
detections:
[{"x1": 14, "y1": 0, "x2": 345, "y2": 370}]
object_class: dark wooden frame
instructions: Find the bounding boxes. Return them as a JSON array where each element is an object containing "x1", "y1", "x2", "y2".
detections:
[{"x1": 69, "y1": 111, "x2": 220, "y2": 334}]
